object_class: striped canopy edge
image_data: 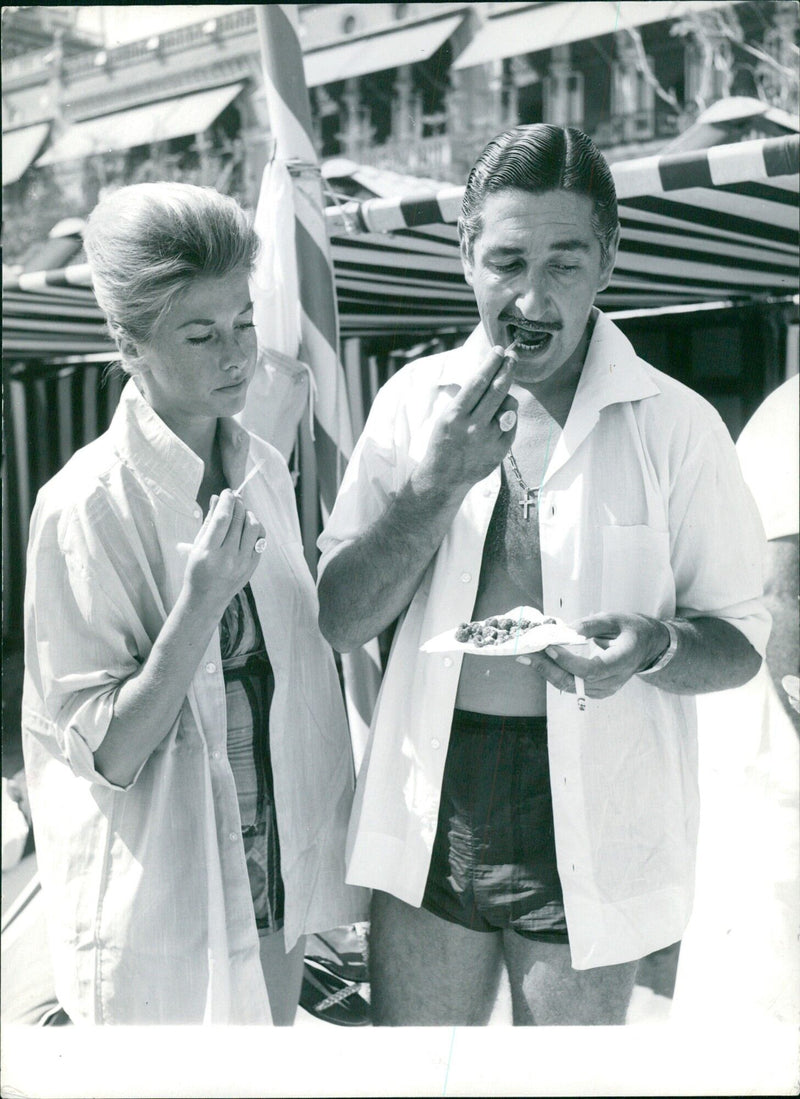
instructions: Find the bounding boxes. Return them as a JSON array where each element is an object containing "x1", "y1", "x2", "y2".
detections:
[
  {"x1": 3, "y1": 134, "x2": 797, "y2": 294},
  {"x1": 324, "y1": 134, "x2": 800, "y2": 237}
]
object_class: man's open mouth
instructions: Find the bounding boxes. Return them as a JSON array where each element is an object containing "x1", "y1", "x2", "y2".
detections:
[{"x1": 506, "y1": 323, "x2": 555, "y2": 352}]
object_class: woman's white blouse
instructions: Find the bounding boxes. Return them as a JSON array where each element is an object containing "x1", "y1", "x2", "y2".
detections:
[{"x1": 22, "y1": 381, "x2": 367, "y2": 1024}]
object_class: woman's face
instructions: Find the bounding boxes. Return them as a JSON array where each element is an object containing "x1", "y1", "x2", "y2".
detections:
[{"x1": 134, "y1": 267, "x2": 257, "y2": 432}]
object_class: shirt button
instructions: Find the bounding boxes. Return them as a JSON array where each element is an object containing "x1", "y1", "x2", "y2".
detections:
[
  {"x1": 443, "y1": 657, "x2": 453, "y2": 668},
  {"x1": 229, "y1": 832, "x2": 238, "y2": 843},
  {"x1": 431, "y1": 738, "x2": 441, "y2": 750},
  {"x1": 211, "y1": 750, "x2": 221, "y2": 761},
  {"x1": 559, "y1": 598, "x2": 563, "y2": 608},
  {"x1": 460, "y1": 572, "x2": 471, "y2": 583},
  {"x1": 550, "y1": 505, "x2": 556, "y2": 517},
  {"x1": 483, "y1": 487, "x2": 493, "y2": 497},
  {"x1": 205, "y1": 661, "x2": 217, "y2": 674},
  {"x1": 193, "y1": 507, "x2": 202, "y2": 519}
]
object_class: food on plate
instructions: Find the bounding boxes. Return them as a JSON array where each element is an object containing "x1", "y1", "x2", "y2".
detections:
[
  {"x1": 421, "y1": 605, "x2": 586, "y2": 656},
  {"x1": 454, "y1": 614, "x2": 558, "y2": 648}
]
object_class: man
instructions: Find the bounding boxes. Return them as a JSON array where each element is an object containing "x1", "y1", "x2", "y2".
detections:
[
  {"x1": 317, "y1": 125, "x2": 769, "y2": 1026},
  {"x1": 672, "y1": 373, "x2": 799, "y2": 1026}
]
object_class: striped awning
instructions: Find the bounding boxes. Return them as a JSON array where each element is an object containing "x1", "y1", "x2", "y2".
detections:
[
  {"x1": 303, "y1": 12, "x2": 465, "y2": 88},
  {"x1": 327, "y1": 134, "x2": 799, "y2": 333},
  {"x1": 3, "y1": 135, "x2": 798, "y2": 351},
  {"x1": 2, "y1": 123, "x2": 50, "y2": 187},
  {"x1": 35, "y1": 84, "x2": 244, "y2": 167},
  {"x1": 452, "y1": 0, "x2": 734, "y2": 71},
  {"x1": 3, "y1": 279, "x2": 111, "y2": 359}
]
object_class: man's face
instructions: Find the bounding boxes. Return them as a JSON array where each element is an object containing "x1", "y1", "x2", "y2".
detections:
[{"x1": 462, "y1": 188, "x2": 618, "y2": 387}]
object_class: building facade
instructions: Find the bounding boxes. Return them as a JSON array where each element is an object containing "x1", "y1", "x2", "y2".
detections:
[{"x1": 3, "y1": 2, "x2": 798, "y2": 265}]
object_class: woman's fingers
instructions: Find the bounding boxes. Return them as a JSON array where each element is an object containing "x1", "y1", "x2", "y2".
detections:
[
  {"x1": 205, "y1": 490, "x2": 245, "y2": 549},
  {"x1": 239, "y1": 509, "x2": 266, "y2": 557},
  {"x1": 199, "y1": 489, "x2": 237, "y2": 547}
]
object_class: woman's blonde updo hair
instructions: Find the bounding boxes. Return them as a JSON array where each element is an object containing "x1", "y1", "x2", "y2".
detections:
[{"x1": 83, "y1": 182, "x2": 260, "y2": 370}]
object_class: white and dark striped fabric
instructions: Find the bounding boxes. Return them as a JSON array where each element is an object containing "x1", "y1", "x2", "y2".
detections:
[
  {"x1": 253, "y1": 4, "x2": 382, "y2": 762},
  {"x1": 327, "y1": 134, "x2": 799, "y2": 334},
  {"x1": 3, "y1": 134, "x2": 798, "y2": 348}
]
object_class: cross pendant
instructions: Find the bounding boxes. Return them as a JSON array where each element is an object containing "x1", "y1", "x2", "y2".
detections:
[{"x1": 518, "y1": 489, "x2": 537, "y2": 520}]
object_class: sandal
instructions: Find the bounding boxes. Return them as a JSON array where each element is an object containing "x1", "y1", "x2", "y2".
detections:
[{"x1": 299, "y1": 957, "x2": 370, "y2": 1026}]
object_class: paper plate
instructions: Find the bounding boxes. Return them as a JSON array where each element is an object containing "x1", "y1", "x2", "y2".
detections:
[{"x1": 421, "y1": 606, "x2": 587, "y2": 656}]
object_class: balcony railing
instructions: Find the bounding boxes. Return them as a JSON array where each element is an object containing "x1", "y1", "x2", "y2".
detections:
[
  {"x1": 61, "y1": 6, "x2": 257, "y2": 77},
  {"x1": 354, "y1": 134, "x2": 456, "y2": 180},
  {"x1": 590, "y1": 110, "x2": 682, "y2": 148},
  {"x1": 342, "y1": 106, "x2": 686, "y2": 183},
  {"x1": 3, "y1": 47, "x2": 59, "y2": 82}
]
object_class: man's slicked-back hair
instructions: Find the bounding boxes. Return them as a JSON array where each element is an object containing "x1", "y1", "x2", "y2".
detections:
[{"x1": 458, "y1": 125, "x2": 619, "y2": 265}]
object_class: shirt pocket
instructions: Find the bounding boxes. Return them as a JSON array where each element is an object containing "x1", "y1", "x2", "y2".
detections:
[{"x1": 600, "y1": 525, "x2": 675, "y2": 617}]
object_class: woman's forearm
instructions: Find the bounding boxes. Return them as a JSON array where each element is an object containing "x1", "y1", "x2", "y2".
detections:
[{"x1": 93, "y1": 586, "x2": 225, "y2": 787}]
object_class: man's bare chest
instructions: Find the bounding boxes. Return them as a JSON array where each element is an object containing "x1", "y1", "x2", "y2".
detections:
[{"x1": 479, "y1": 415, "x2": 559, "y2": 596}]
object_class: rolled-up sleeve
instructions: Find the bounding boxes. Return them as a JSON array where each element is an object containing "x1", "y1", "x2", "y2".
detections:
[
  {"x1": 669, "y1": 417, "x2": 771, "y2": 658},
  {"x1": 23, "y1": 496, "x2": 149, "y2": 789}
]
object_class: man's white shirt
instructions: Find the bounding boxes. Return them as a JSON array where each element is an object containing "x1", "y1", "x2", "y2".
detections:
[{"x1": 319, "y1": 312, "x2": 769, "y2": 969}]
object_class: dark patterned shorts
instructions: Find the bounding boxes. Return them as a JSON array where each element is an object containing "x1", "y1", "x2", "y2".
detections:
[{"x1": 421, "y1": 709, "x2": 568, "y2": 943}]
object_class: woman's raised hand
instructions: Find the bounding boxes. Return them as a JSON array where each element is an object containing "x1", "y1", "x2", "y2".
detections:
[{"x1": 185, "y1": 489, "x2": 266, "y2": 614}]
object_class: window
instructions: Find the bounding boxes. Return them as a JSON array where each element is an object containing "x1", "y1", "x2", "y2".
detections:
[{"x1": 543, "y1": 70, "x2": 584, "y2": 127}]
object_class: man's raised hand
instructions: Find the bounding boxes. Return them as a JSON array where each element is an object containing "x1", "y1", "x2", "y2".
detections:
[{"x1": 415, "y1": 345, "x2": 518, "y2": 496}]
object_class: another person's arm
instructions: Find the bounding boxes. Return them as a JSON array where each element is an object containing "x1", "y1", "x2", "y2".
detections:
[
  {"x1": 319, "y1": 346, "x2": 517, "y2": 652},
  {"x1": 762, "y1": 534, "x2": 799, "y2": 723}
]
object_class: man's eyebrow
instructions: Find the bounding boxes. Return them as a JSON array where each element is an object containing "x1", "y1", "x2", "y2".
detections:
[
  {"x1": 548, "y1": 238, "x2": 592, "y2": 253},
  {"x1": 177, "y1": 301, "x2": 254, "y2": 329},
  {"x1": 483, "y1": 239, "x2": 592, "y2": 257}
]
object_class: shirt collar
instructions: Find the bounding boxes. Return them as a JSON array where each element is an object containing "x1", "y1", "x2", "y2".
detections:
[
  {"x1": 549, "y1": 311, "x2": 661, "y2": 483},
  {"x1": 573, "y1": 310, "x2": 660, "y2": 413},
  {"x1": 110, "y1": 380, "x2": 250, "y2": 505},
  {"x1": 436, "y1": 314, "x2": 661, "y2": 487}
]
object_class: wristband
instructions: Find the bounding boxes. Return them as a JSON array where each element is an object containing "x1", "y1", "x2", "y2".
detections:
[{"x1": 638, "y1": 620, "x2": 679, "y2": 676}]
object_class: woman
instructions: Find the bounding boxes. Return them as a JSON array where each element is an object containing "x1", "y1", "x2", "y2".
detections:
[{"x1": 21, "y1": 182, "x2": 367, "y2": 1025}]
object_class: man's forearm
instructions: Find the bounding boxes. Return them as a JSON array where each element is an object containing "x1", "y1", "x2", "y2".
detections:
[
  {"x1": 644, "y1": 616, "x2": 762, "y2": 694},
  {"x1": 318, "y1": 472, "x2": 467, "y2": 652}
]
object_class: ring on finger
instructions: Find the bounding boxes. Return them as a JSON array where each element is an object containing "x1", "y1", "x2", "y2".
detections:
[
  {"x1": 498, "y1": 409, "x2": 517, "y2": 432},
  {"x1": 254, "y1": 537, "x2": 266, "y2": 554}
]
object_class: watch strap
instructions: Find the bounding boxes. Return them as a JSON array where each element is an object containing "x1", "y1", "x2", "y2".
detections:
[{"x1": 638, "y1": 620, "x2": 679, "y2": 677}]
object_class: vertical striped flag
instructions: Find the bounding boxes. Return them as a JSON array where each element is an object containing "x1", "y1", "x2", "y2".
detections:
[{"x1": 253, "y1": 4, "x2": 380, "y2": 768}]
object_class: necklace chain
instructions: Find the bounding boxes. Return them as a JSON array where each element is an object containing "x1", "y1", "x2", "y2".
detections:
[
  {"x1": 505, "y1": 450, "x2": 534, "y2": 495},
  {"x1": 504, "y1": 421, "x2": 554, "y2": 521}
]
